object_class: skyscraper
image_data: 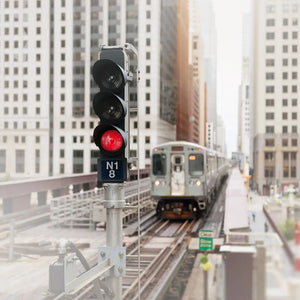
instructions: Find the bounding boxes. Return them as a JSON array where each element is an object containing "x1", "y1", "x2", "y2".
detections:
[
  {"x1": 0, "y1": 0, "x2": 178, "y2": 179},
  {"x1": 252, "y1": 0, "x2": 300, "y2": 194},
  {"x1": 238, "y1": 14, "x2": 251, "y2": 161}
]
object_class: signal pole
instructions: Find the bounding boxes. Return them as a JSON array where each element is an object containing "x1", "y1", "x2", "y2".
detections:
[
  {"x1": 92, "y1": 45, "x2": 132, "y2": 299},
  {"x1": 104, "y1": 183, "x2": 125, "y2": 299}
]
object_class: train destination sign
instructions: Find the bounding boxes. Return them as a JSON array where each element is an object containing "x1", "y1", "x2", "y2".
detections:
[
  {"x1": 98, "y1": 159, "x2": 126, "y2": 183},
  {"x1": 199, "y1": 229, "x2": 214, "y2": 251}
]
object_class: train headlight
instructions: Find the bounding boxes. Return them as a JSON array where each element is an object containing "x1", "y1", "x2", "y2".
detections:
[
  {"x1": 196, "y1": 180, "x2": 201, "y2": 186},
  {"x1": 155, "y1": 180, "x2": 160, "y2": 186},
  {"x1": 189, "y1": 179, "x2": 202, "y2": 186}
]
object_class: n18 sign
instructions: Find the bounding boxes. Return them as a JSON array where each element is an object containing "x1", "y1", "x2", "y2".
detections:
[{"x1": 98, "y1": 159, "x2": 127, "y2": 183}]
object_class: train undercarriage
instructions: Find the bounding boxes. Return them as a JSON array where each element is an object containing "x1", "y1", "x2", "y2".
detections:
[{"x1": 155, "y1": 197, "x2": 208, "y2": 220}]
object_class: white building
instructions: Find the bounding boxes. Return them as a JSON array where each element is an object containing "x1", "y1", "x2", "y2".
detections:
[
  {"x1": 197, "y1": 0, "x2": 218, "y2": 149},
  {"x1": 238, "y1": 14, "x2": 251, "y2": 161},
  {"x1": 0, "y1": 0, "x2": 177, "y2": 179},
  {"x1": 0, "y1": 0, "x2": 51, "y2": 179},
  {"x1": 252, "y1": 0, "x2": 300, "y2": 194}
]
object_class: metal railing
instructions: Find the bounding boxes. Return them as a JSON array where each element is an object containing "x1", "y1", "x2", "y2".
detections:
[{"x1": 50, "y1": 178, "x2": 152, "y2": 228}]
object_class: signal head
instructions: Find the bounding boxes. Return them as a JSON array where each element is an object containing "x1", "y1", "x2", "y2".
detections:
[
  {"x1": 92, "y1": 59, "x2": 127, "y2": 93},
  {"x1": 93, "y1": 124, "x2": 127, "y2": 157},
  {"x1": 93, "y1": 92, "x2": 127, "y2": 125}
]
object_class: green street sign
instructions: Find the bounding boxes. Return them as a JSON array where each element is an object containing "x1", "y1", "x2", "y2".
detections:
[{"x1": 199, "y1": 229, "x2": 213, "y2": 251}]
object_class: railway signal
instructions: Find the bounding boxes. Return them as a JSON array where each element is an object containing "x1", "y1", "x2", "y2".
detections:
[{"x1": 92, "y1": 46, "x2": 130, "y2": 183}]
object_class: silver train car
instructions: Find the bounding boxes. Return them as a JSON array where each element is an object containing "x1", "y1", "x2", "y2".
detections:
[{"x1": 151, "y1": 141, "x2": 229, "y2": 219}]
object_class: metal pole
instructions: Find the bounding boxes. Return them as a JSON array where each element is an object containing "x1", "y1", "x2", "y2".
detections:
[
  {"x1": 255, "y1": 242, "x2": 266, "y2": 300},
  {"x1": 104, "y1": 183, "x2": 125, "y2": 300},
  {"x1": 204, "y1": 270, "x2": 208, "y2": 300}
]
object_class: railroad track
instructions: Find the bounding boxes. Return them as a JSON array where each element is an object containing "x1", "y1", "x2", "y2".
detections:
[
  {"x1": 43, "y1": 179, "x2": 227, "y2": 300},
  {"x1": 47, "y1": 185, "x2": 225, "y2": 300},
  {"x1": 0, "y1": 205, "x2": 50, "y2": 240}
]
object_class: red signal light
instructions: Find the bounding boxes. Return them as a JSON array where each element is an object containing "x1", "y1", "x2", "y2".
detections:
[{"x1": 100, "y1": 130, "x2": 123, "y2": 152}]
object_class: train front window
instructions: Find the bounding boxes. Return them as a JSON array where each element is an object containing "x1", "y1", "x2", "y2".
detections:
[
  {"x1": 189, "y1": 154, "x2": 204, "y2": 176},
  {"x1": 153, "y1": 153, "x2": 166, "y2": 175}
]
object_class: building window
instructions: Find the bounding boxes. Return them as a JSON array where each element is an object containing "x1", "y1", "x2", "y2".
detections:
[
  {"x1": 266, "y1": 32, "x2": 275, "y2": 39},
  {"x1": 282, "y1": 99, "x2": 288, "y2": 106},
  {"x1": 292, "y1": 139, "x2": 298, "y2": 146},
  {"x1": 282, "y1": 59, "x2": 288, "y2": 66},
  {"x1": 292, "y1": 126, "x2": 297, "y2": 133},
  {"x1": 266, "y1": 99, "x2": 274, "y2": 106},
  {"x1": 0, "y1": 150, "x2": 6, "y2": 172},
  {"x1": 283, "y1": 167, "x2": 289, "y2": 178},
  {"x1": 264, "y1": 167, "x2": 274, "y2": 178},
  {"x1": 16, "y1": 150, "x2": 25, "y2": 173},
  {"x1": 266, "y1": 112, "x2": 274, "y2": 120},
  {"x1": 266, "y1": 5, "x2": 275, "y2": 13},
  {"x1": 292, "y1": 99, "x2": 297, "y2": 106},
  {"x1": 291, "y1": 167, "x2": 296, "y2": 178},
  {"x1": 266, "y1": 86, "x2": 274, "y2": 93},
  {"x1": 35, "y1": 149, "x2": 40, "y2": 173},
  {"x1": 292, "y1": 112, "x2": 297, "y2": 120},
  {"x1": 282, "y1": 126, "x2": 288, "y2": 133},
  {"x1": 73, "y1": 150, "x2": 84, "y2": 173},
  {"x1": 266, "y1": 126, "x2": 274, "y2": 133},
  {"x1": 292, "y1": 18, "x2": 298, "y2": 25},
  {"x1": 265, "y1": 139, "x2": 275, "y2": 146},
  {"x1": 266, "y1": 46, "x2": 275, "y2": 53},
  {"x1": 292, "y1": 45, "x2": 298, "y2": 53},
  {"x1": 266, "y1": 19, "x2": 275, "y2": 26},
  {"x1": 282, "y1": 139, "x2": 288, "y2": 146},
  {"x1": 266, "y1": 59, "x2": 275, "y2": 66},
  {"x1": 145, "y1": 121, "x2": 150, "y2": 128},
  {"x1": 266, "y1": 72, "x2": 274, "y2": 79},
  {"x1": 282, "y1": 112, "x2": 288, "y2": 120},
  {"x1": 282, "y1": 86, "x2": 288, "y2": 93},
  {"x1": 145, "y1": 150, "x2": 150, "y2": 158}
]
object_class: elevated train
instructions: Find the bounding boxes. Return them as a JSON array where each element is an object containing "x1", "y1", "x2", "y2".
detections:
[{"x1": 151, "y1": 141, "x2": 229, "y2": 219}]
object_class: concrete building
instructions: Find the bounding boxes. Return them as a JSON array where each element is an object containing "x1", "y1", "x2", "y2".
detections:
[
  {"x1": 189, "y1": 0, "x2": 207, "y2": 146},
  {"x1": 197, "y1": 0, "x2": 218, "y2": 149},
  {"x1": 0, "y1": 0, "x2": 178, "y2": 179},
  {"x1": 0, "y1": 0, "x2": 51, "y2": 179},
  {"x1": 176, "y1": 0, "x2": 200, "y2": 143},
  {"x1": 252, "y1": 0, "x2": 300, "y2": 194},
  {"x1": 216, "y1": 115, "x2": 227, "y2": 155},
  {"x1": 238, "y1": 14, "x2": 251, "y2": 161}
]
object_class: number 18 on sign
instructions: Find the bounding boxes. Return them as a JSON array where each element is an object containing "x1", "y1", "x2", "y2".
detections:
[
  {"x1": 99, "y1": 159, "x2": 126, "y2": 183},
  {"x1": 199, "y1": 229, "x2": 213, "y2": 251}
]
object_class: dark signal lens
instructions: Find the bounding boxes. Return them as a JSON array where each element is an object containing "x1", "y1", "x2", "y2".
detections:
[
  {"x1": 101, "y1": 69, "x2": 123, "y2": 90},
  {"x1": 92, "y1": 59, "x2": 126, "y2": 92},
  {"x1": 100, "y1": 130, "x2": 123, "y2": 152}
]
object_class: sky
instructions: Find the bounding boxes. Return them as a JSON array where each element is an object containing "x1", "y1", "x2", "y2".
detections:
[{"x1": 212, "y1": 0, "x2": 251, "y2": 156}]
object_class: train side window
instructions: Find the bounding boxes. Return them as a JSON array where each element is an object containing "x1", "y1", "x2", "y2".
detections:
[
  {"x1": 189, "y1": 154, "x2": 204, "y2": 176},
  {"x1": 152, "y1": 154, "x2": 166, "y2": 175}
]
